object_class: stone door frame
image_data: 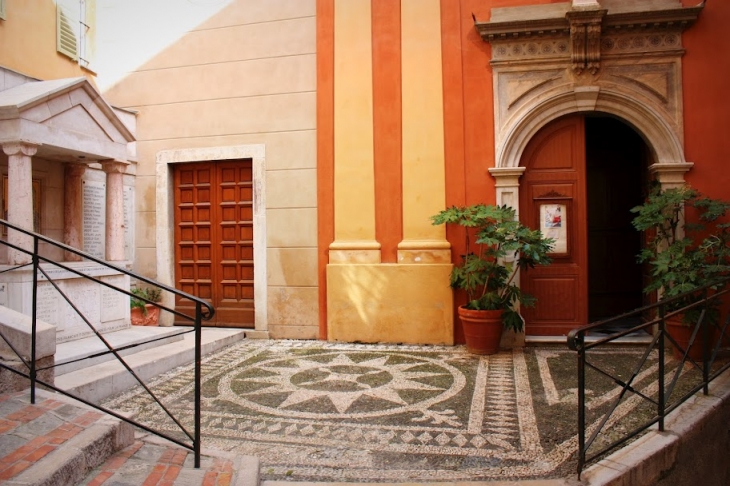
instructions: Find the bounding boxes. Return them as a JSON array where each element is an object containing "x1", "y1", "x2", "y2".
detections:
[{"x1": 155, "y1": 145, "x2": 267, "y2": 333}]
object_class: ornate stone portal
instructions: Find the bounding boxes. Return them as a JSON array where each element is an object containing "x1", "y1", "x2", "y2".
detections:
[{"x1": 474, "y1": 0, "x2": 703, "y2": 203}]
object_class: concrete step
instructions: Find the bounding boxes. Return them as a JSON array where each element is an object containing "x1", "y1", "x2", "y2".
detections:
[
  {"x1": 0, "y1": 389, "x2": 134, "y2": 486},
  {"x1": 54, "y1": 327, "x2": 246, "y2": 404},
  {"x1": 78, "y1": 432, "x2": 259, "y2": 486},
  {"x1": 0, "y1": 390, "x2": 260, "y2": 486},
  {"x1": 54, "y1": 326, "x2": 187, "y2": 375}
]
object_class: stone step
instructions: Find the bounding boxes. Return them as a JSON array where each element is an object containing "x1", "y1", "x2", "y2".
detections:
[
  {"x1": 0, "y1": 390, "x2": 260, "y2": 486},
  {"x1": 0, "y1": 389, "x2": 134, "y2": 486},
  {"x1": 54, "y1": 327, "x2": 246, "y2": 404},
  {"x1": 78, "y1": 433, "x2": 259, "y2": 486},
  {"x1": 54, "y1": 326, "x2": 187, "y2": 375}
]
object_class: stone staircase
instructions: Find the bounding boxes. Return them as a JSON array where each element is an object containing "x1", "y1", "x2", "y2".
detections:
[
  {"x1": 54, "y1": 326, "x2": 246, "y2": 403},
  {"x1": 0, "y1": 389, "x2": 259, "y2": 486},
  {"x1": 1, "y1": 326, "x2": 258, "y2": 485}
]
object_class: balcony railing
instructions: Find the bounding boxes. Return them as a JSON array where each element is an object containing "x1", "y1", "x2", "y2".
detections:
[
  {"x1": 568, "y1": 277, "x2": 730, "y2": 477},
  {"x1": 0, "y1": 220, "x2": 214, "y2": 467}
]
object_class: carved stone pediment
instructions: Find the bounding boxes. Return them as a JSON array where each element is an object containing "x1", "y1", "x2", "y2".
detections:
[
  {"x1": 473, "y1": 0, "x2": 704, "y2": 173},
  {"x1": 475, "y1": 1, "x2": 702, "y2": 72}
]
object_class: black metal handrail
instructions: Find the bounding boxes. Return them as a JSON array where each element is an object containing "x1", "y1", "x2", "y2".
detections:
[
  {"x1": 567, "y1": 276, "x2": 730, "y2": 477},
  {"x1": 0, "y1": 219, "x2": 214, "y2": 467}
]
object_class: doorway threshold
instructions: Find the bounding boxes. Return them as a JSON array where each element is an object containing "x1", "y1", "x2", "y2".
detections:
[{"x1": 525, "y1": 334, "x2": 654, "y2": 346}]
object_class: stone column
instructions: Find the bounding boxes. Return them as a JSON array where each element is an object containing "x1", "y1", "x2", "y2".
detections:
[
  {"x1": 102, "y1": 161, "x2": 128, "y2": 262},
  {"x1": 488, "y1": 167, "x2": 527, "y2": 214},
  {"x1": 2, "y1": 142, "x2": 38, "y2": 265},
  {"x1": 488, "y1": 166, "x2": 528, "y2": 348},
  {"x1": 650, "y1": 161, "x2": 694, "y2": 241},
  {"x1": 63, "y1": 164, "x2": 87, "y2": 261}
]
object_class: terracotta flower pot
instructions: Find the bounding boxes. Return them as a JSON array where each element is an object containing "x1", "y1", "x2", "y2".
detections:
[
  {"x1": 665, "y1": 315, "x2": 708, "y2": 361},
  {"x1": 457, "y1": 306, "x2": 504, "y2": 355},
  {"x1": 130, "y1": 304, "x2": 161, "y2": 326}
]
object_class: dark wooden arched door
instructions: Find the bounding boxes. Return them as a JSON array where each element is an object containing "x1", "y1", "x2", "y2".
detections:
[{"x1": 519, "y1": 115, "x2": 588, "y2": 335}]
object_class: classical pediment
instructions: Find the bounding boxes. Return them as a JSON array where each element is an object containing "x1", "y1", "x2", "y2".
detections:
[{"x1": 0, "y1": 77, "x2": 134, "y2": 162}]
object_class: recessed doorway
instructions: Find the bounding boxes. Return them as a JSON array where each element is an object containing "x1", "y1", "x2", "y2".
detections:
[
  {"x1": 520, "y1": 114, "x2": 649, "y2": 335},
  {"x1": 586, "y1": 116, "x2": 647, "y2": 324}
]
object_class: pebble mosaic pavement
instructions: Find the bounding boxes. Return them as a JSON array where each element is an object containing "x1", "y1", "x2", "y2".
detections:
[{"x1": 102, "y1": 340, "x2": 672, "y2": 483}]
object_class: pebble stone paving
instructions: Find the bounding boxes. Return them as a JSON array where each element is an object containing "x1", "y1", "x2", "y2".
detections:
[{"x1": 102, "y1": 339, "x2": 687, "y2": 483}]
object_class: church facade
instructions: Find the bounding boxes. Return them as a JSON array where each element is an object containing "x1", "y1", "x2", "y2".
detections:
[{"x1": 3, "y1": 0, "x2": 727, "y2": 346}]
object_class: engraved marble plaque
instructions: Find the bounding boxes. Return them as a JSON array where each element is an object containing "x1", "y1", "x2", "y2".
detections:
[
  {"x1": 36, "y1": 283, "x2": 61, "y2": 330},
  {"x1": 123, "y1": 185, "x2": 133, "y2": 261},
  {"x1": 58, "y1": 284, "x2": 101, "y2": 342},
  {"x1": 83, "y1": 180, "x2": 106, "y2": 259},
  {"x1": 100, "y1": 275, "x2": 127, "y2": 323}
]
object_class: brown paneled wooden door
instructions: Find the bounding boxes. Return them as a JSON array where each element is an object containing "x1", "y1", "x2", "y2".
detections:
[
  {"x1": 173, "y1": 161, "x2": 254, "y2": 328},
  {"x1": 520, "y1": 115, "x2": 588, "y2": 335}
]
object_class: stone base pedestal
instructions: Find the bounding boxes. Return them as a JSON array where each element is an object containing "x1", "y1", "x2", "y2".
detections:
[
  {"x1": 0, "y1": 263, "x2": 131, "y2": 344},
  {"x1": 326, "y1": 263, "x2": 454, "y2": 345},
  {"x1": 0, "y1": 356, "x2": 54, "y2": 393}
]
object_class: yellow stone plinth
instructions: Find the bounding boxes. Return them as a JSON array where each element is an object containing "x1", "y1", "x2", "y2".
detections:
[{"x1": 326, "y1": 263, "x2": 454, "y2": 345}]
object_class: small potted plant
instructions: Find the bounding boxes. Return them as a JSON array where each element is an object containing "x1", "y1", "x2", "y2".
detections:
[
  {"x1": 130, "y1": 286, "x2": 163, "y2": 326},
  {"x1": 431, "y1": 204, "x2": 554, "y2": 354},
  {"x1": 631, "y1": 185, "x2": 730, "y2": 358}
]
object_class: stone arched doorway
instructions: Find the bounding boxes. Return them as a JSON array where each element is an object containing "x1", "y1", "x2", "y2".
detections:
[
  {"x1": 475, "y1": 0, "x2": 704, "y2": 337},
  {"x1": 517, "y1": 113, "x2": 649, "y2": 335}
]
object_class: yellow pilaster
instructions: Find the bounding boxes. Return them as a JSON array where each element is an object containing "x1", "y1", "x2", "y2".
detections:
[
  {"x1": 397, "y1": 0, "x2": 450, "y2": 264},
  {"x1": 330, "y1": 0, "x2": 380, "y2": 264},
  {"x1": 326, "y1": 0, "x2": 453, "y2": 346}
]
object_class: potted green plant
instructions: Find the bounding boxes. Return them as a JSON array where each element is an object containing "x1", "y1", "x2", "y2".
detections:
[
  {"x1": 130, "y1": 286, "x2": 163, "y2": 326},
  {"x1": 431, "y1": 204, "x2": 554, "y2": 354},
  {"x1": 631, "y1": 185, "x2": 730, "y2": 358}
]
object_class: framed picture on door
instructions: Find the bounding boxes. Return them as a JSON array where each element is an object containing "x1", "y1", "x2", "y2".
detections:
[{"x1": 539, "y1": 202, "x2": 568, "y2": 255}]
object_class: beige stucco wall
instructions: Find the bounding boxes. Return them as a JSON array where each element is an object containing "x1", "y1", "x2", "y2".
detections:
[
  {"x1": 102, "y1": 0, "x2": 317, "y2": 339},
  {"x1": 0, "y1": 0, "x2": 96, "y2": 83}
]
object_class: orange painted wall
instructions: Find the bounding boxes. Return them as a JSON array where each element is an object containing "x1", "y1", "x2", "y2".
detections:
[
  {"x1": 0, "y1": 0, "x2": 94, "y2": 81},
  {"x1": 317, "y1": 0, "x2": 334, "y2": 340},
  {"x1": 318, "y1": 0, "x2": 572, "y2": 341},
  {"x1": 682, "y1": 0, "x2": 730, "y2": 201},
  {"x1": 440, "y1": 0, "x2": 559, "y2": 341},
  {"x1": 317, "y1": 0, "x2": 724, "y2": 342},
  {"x1": 372, "y1": 0, "x2": 403, "y2": 264}
]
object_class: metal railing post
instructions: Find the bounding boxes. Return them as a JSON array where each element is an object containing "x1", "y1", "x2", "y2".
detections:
[
  {"x1": 194, "y1": 301, "x2": 202, "y2": 469},
  {"x1": 658, "y1": 303, "x2": 665, "y2": 432},
  {"x1": 700, "y1": 289, "x2": 712, "y2": 395},
  {"x1": 30, "y1": 236, "x2": 39, "y2": 404},
  {"x1": 569, "y1": 278, "x2": 730, "y2": 476},
  {"x1": 577, "y1": 334, "x2": 586, "y2": 478}
]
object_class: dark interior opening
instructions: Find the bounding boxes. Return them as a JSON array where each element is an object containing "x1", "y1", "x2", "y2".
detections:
[{"x1": 586, "y1": 116, "x2": 647, "y2": 324}]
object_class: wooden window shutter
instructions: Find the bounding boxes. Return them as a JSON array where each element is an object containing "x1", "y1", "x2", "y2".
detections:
[
  {"x1": 78, "y1": 0, "x2": 95, "y2": 69},
  {"x1": 57, "y1": 3, "x2": 78, "y2": 60}
]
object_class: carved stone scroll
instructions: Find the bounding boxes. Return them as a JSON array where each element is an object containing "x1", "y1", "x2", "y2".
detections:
[{"x1": 566, "y1": 9, "x2": 606, "y2": 74}]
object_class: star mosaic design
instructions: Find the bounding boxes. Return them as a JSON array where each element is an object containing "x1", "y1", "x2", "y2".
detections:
[
  {"x1": 218, "y1": 351, "x2": 465, "y2": 419},
  {"x1": 102, "y1": 341, "x2": 673, "y2": 482}
]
